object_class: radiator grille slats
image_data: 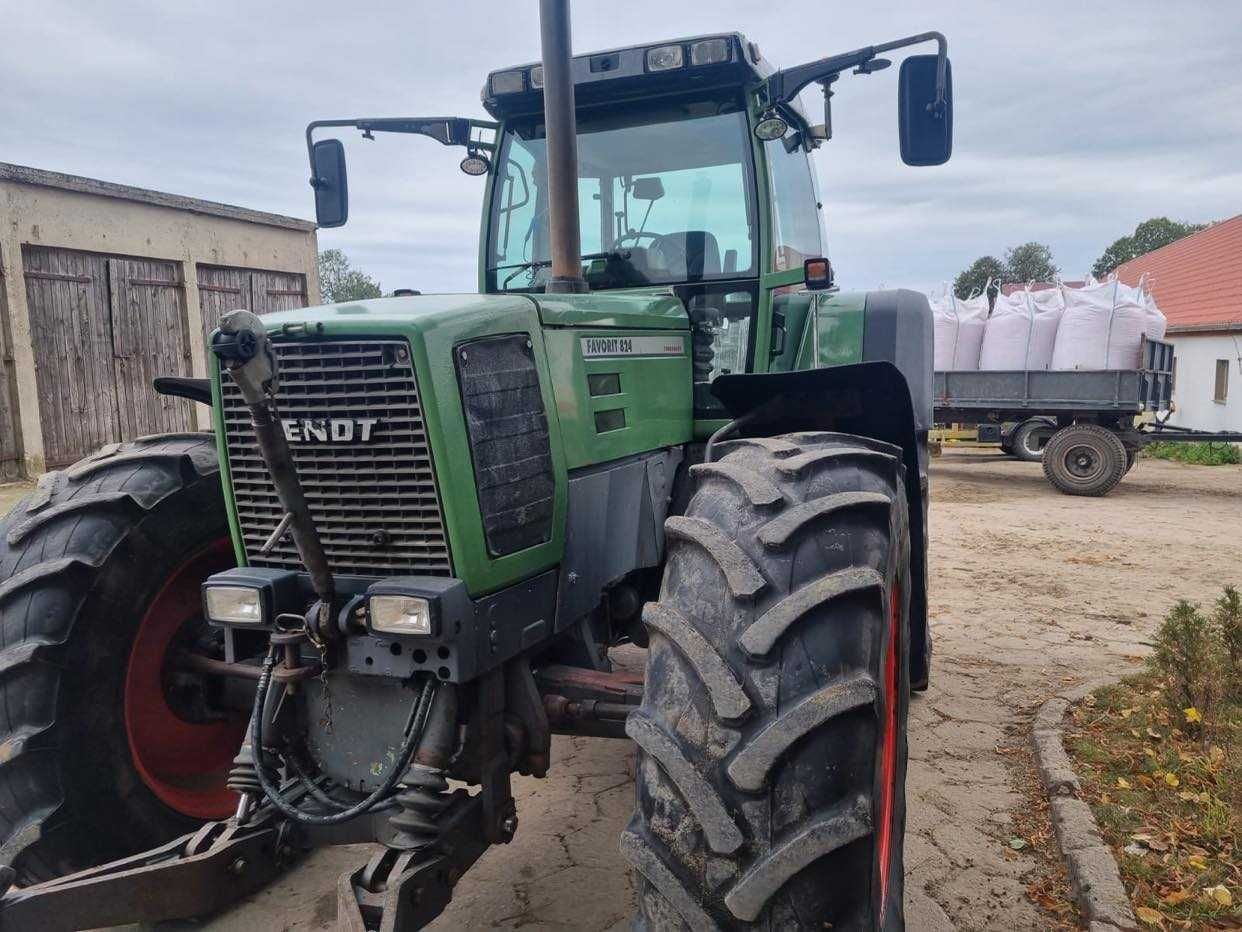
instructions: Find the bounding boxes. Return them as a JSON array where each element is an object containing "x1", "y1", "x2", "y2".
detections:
[{"x1": 221, "y1": 339, "x2": 452, "y2": 577}]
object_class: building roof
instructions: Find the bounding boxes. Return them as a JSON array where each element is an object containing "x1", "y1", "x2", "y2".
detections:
[
  {"x1": 0, "y1": 162, "x2": 316, "y2": 233},
  {"x1": 1113, "y1": 214, "x2": 1242, "y2": 333}
]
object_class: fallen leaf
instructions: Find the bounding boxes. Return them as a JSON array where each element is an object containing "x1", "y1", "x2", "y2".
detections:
[
  {"x1": 1164, "y1": 772, "x2": 1180, "y2": 788},
  {"x1": 1147, "y1": 726, "x2": 1163, "y2": 740},
  {"x1": 1186, "y1": 854, "x2": 1208, "y2": 871},
  {"x1": 1121, "y1": 707, "x2": 1136, "y2": 719},
  {"x1": 1124, "y1": 843, "x2": 1148, "y2": 858},
  {"x1": 1182, "y1": 707, "x2": 1201, "y2": 724},
  {"x1": 1178, "y1": 791, "x2": 1199, "y2": 802},
  {"x1": 1132, "y1": 834, "x2": 1169, "y2": 852},
  {"x1": 1117, "y1": 777, "x2": 1132, "y2": 789},
  {"x1": 1204, "y1": 885, "x2": 1232, "y2": 907},
  {"x1": 1008, "y1": 837, "x2": 1028, "y2": 850},
  {"x1": 1208, "y1": 746, "x2": 1225, "y2": 766},
  {"x1": 1135, "y1": 905, "x2": 1164, "y2": 925},
  {"x1": 1163, "y1": 888, "x2": 1192, "y2": 905}
]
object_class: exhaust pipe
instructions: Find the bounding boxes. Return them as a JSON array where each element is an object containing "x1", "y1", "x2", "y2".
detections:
[{"x1": 538, "y1": 0, "x2": 587, "y2": 293}]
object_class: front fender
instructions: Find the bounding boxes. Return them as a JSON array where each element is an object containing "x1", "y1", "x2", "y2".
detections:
[{"x1": 710, "y1": 359, "x2": 932, "y2": 688}]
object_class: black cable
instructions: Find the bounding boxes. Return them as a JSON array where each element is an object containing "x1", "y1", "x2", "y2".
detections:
[
  {"x1": 250, "y1": 652, "x2": 437, "y2": 825},
  {"x1": 287, "y1": 753, "x2": 352, "y2": 811}
]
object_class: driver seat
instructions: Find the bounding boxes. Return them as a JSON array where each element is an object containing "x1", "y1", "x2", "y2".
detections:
[{"x1": 653, "y1": 230, "x2": 721, "y2": 281}]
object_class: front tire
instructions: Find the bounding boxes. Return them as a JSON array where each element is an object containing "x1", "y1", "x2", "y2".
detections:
[
  {"x1": 625, "y1": 432, "x2": 910, "y2": 929},
  {"x1": 0, "y1": 434, "x2": 239, "y2": 882}
]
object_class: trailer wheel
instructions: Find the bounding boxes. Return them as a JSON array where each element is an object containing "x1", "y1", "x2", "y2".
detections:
[
  {"x1": 625, "y1": 432, "x2": 909, "y2": 929},
  {"x1": 1011, "y1": 419, "x2": 1053, "y2": 463},
  {"x1": 1042, "y1": 424, "x2": 1128, "y2": 496},
  {"x1": 0, "y1": 434, "x2": 240, "y2": 883}
]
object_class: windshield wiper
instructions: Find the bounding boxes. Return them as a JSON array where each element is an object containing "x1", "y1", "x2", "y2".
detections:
[{"x1": 491, "y1": 250, "x2": 633, "y2": 289}]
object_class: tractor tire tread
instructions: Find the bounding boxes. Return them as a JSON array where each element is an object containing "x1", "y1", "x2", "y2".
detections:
[
  {"x1": 0, "y1": 432, "x2": 224, "y2": 882},
  {"x1": 629, "y1": 432, "x2": 910, "y2": 930}
]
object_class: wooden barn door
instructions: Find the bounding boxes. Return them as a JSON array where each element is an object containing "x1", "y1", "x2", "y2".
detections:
[
  {"x1": 108, "y1": 257, "x2": 194, "y2": 439},
  {"x1": 22, "y1": 245, "x2": 120, "y2": 466},
  {"x1": 251, "y1": 270, "x2": 307, "y2": 315},
  {"x1": 0, "y1": 246, "x2": 24, "y2": 479},
  {"x1": 197, "y1": 265, "x2": 307, "y2": 344},
  {"x1": 196, "y1": 265, "x2": 250, "y2": 347},
  {"x1": 22, "y1": 246, "x2": 194, "y2": 466}
]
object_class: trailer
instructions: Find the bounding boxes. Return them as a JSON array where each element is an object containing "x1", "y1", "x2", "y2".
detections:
[{"x1": 934, "y1": 338, "x2": 1242, "y2": 496}]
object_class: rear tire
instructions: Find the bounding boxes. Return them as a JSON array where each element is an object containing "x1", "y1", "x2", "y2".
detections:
[
  {"x1": 625, "y1": 432, "x2": 910, "y2": 929},
  {"x1": 0, "y1": 434, "x2": 237, "y2": 883},
  {"x1": 1042, "y1": 424, "x2": 1127, "y2": 496},
  {"x1": 1011, "y1": 419, "x2": 1052, "y2": 463}
]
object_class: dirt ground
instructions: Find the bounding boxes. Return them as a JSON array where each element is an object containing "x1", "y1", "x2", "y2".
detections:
[{"x1": 57, "y1": 449, "x2": 1241, "y2": 930}]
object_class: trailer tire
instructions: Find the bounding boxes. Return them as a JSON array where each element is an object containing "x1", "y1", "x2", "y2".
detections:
[
  {"x1": 0, "y1": 434, "x2": 239, "y2": 884},
  {"x1": 626, "y1": 432, "x2": 910, "y2": 930},
  {"x1": 1042, "y1": 424, "x2": 1128, "y2": 497},
  {"x1": 1011, "y1": 419, "x2": 1052, "y2": 463}
]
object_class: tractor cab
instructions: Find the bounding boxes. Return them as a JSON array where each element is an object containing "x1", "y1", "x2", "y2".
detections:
[{"x1": 307, "y1": 31, "x2": 950, "y2": 421}]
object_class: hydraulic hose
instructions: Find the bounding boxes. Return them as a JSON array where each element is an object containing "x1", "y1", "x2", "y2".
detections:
[{"x1": 249, "y1": 652, "x2": 437, "y2": 826}]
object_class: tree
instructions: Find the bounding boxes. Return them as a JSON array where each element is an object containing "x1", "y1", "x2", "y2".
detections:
[
  {"x1": 318, "y1": 249, "x2": 382, "y2": 303},
  {"x1": 1091, "y1": 217, "x2": 1208, "y2": 278},
  {"x1": 953, "y1": 255, "x2": 1005, "y2": 306},
  {"x1": 1003, "y1": 242, "x2": 1059, "y2": 286}
]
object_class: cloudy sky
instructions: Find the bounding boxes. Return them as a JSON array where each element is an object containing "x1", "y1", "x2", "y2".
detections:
[{"x1": 4, "y1": 1, "x2": 1240, "y2": 295}]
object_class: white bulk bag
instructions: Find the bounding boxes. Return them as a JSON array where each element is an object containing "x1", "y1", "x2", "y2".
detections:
[
  {"x1": 1050, "y1": 280, "x2": 1150, "y2": 370},
  {"x1": 979, "y1": 287, "x2": 1065, "y2": 370},
  {"x1": 1143, "y1": 288, "x2": 1168, "y2": 341},
  {"x1": 932, "y1": 287, "x2": 989, "y2": 371}
]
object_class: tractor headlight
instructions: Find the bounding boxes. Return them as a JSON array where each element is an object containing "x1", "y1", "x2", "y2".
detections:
[
  {"x1": 369, "y1": 595, "x2": 434, "y2": 636},
  {"x1": 645, "y1": 44, "x2": 684, "y2": 72},
  {"x1": 204, "y1": 586, "x2": 265, "y2": 625},
  {"x1": 489, "y1": 70, "x2": 526, "y2": 95},
  {"x1": 202, "y1": 568, "x2": 299, "y2": 627},
  {"x1": 690, "y1": 38, "x2": 731, "y2": 66}
]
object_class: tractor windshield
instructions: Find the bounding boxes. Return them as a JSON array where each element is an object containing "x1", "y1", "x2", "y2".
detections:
[{"x1": 486, "y1": 101, "x2": 757, "y2": 292}]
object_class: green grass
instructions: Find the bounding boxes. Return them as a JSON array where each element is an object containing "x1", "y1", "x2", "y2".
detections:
[{"x1": 1143, "y1": 441, "x2": 1241, "y2": 465}]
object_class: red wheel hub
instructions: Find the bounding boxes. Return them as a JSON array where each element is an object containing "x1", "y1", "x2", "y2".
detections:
[
  {"x1": 123, "y1": 538, "x2": 244, "y2": 820},
  {"x1": 877, "y1": 582, "x2": 901, "y2": 917}
]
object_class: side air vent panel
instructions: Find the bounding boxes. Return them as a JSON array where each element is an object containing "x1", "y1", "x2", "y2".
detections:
[{"x1": 456, "y1": 335, "x2": 555, "y2": 556}]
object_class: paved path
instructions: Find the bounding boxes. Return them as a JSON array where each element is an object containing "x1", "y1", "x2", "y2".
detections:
[{"x1": 180, "y1": 451, "x2": 1242, "y2": 929}]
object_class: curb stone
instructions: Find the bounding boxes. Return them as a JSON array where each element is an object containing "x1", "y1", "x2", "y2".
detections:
[{"x1": 1030, "y1": 679, "x2": 1138, "y2": 931}]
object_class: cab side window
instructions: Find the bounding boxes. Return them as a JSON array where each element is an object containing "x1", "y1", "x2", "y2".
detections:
[{"x1": 764, "y1": 140, "x2": 823, "y2": 272}]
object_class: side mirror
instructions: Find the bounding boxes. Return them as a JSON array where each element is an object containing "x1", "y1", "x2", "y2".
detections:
[
  {"x1": 631, "y1": 177, "x2": 665, "y2": 201},
  {"x1": 898, "y1": 54, "x2": 953, "y2": 166},
  {"x1": 311, "y1": 139, "x2": 349, "y2": 228}
]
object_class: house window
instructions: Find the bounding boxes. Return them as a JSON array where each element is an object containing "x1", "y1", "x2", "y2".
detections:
[{"x1": 1215, "y1": 359, "x2": 1229, "y2": 404}]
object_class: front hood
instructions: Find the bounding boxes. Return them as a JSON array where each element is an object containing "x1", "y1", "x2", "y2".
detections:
[
  {"x1": 260, "y1": 293, "x2": 537, "y2": 333},
  {"x1": 258, "y1": 290, "x2": 689, "y2": 335}
]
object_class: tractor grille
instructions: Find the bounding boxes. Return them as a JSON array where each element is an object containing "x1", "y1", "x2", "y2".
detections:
[{"x1": 221, "y1": 339, "x2": 452, "y2": 578}]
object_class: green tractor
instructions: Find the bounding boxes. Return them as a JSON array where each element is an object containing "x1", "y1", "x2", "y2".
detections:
[{"x1": 0, "y1": 5, "x2": 951, "y2": 929}]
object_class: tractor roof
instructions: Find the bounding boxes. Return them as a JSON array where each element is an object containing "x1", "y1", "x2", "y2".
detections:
[{"x1": 482, "y1": 33, "x2": 774, "y2": 119}]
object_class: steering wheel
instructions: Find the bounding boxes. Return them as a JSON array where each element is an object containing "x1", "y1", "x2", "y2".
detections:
[{"x1": 615, "y1": 230, "x2": 661, "y2": 250}]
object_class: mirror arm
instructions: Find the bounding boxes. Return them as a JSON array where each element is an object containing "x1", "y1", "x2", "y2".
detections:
[
  {"x1": 767, "y1": 31, "x2": 948, "y2": 112},
  {"x1": 305, "y1": 117, "x2": 499, "y2": 183}
]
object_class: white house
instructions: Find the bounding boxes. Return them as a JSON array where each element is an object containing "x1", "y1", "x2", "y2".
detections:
[{"x1": 1115, "y1": 215, "x2": 1242, "y2": 433}]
